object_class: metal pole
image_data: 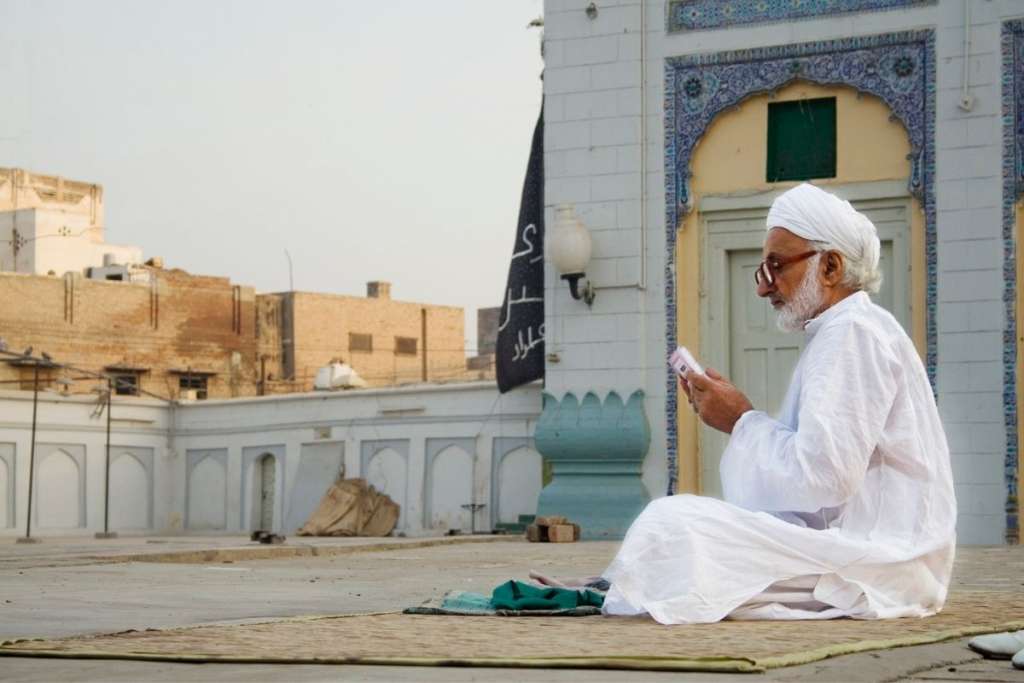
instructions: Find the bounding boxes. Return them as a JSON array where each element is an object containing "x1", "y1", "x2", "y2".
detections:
[
  {"x1": 96, "y1": 379, "x2": 116, "y2": 539},
  {"x1": 18, "y1": 361, "x2": 41, "y2": 543},
  {"x1": 104, "y1": 379, "x2": 111, "y2": 533}
]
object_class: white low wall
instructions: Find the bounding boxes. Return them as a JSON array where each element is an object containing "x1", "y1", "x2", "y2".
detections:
[{"x1": 0, "y1": 381, "x2": 542, "y2": 537}]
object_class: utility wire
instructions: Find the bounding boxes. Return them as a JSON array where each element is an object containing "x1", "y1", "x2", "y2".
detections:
[{"x1": 0, "y1": 345, "x2": 175, "y2": 404}]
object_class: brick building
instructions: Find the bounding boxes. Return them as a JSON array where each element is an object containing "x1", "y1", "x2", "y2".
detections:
[
  {"x1": 0, "y1": 266, "x2": 259, "y2": 399},
  {"x1": 0, "y1": 169, "x2": 484, "y2": 399},
  {"x1": 259, "y1": 282, "x2": 474, "y2": 392},
  {"x1": 0, "y1": 269, "x2": 480, "y2": 399},
  {"x1": 468, "y1": 306, "x2": 500, "y2": 372}
]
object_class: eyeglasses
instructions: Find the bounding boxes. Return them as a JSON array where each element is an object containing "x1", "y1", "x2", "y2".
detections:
[{"x1": 753, "y1": 250, "x2": 820, "y2": 286}]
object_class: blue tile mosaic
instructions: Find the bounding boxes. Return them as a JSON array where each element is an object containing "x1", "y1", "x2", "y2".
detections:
[
  {"x1": 1001, "y1": 19, "x2": 1023, "y2": 545},
  {"x1": 668, "y1": 0, "x2": 935, "y2": 33},
  {"x1": 663, "y1": 31, "x2": 937, "y2": 495}
]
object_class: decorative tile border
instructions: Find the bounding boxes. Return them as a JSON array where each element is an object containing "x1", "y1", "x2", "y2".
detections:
[
  {"x1": 663, "y1": 31, "x2": 937, "y2": 494},
  {"x1": 667, "y1": 0, "x2": 935, "y2": 33},
  {"x1": 1001, "y1": 19, "x2": 1023, "y2": 545}
]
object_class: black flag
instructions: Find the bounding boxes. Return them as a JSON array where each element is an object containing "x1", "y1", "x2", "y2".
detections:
[{"x1": 496, "y1": 103, "x2": 544, "y2": 393}]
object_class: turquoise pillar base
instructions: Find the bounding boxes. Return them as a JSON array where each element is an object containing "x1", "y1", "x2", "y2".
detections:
[{"x1": 534, "y1": 391, "x2": 651, "y2": 540}]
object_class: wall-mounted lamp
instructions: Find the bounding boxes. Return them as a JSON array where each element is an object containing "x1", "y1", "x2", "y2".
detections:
[
  {"x1": 549, "y1": 204, "x2": 595, "y2": 306},
  {"x1": 585, "y1": 2, "x2": 598, "y2": 20}
]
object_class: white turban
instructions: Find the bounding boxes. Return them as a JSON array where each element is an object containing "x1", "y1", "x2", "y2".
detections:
[{"x1": 765, "y1": 183, "x2": 880, "y2": 274}]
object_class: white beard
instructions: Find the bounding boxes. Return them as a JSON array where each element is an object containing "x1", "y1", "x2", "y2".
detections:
[{"x1": 776, "y1": 254, "x2": 823, "y2": 333}]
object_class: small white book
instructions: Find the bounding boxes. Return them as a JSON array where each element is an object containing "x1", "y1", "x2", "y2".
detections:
[{"x1": 669, "y1": 345, "x2": 704, "y2": 376}]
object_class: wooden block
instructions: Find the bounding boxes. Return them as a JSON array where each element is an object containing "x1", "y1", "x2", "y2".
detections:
[
  {"x1": 526, "y1": 524, "x2": 546, "y2": 542},
  {"x1": 535, "y1": 515, "x2": 569, "y2": 527},
  {"x1": 547, "y1": 524, "x2": 577, "y2": 543}
]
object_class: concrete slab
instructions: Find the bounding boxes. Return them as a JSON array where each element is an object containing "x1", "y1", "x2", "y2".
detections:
[
  {"x1": 0, "y1": 533, "x2": 506, "y2": 569},
  {"x1": 0, "y1": 539, "x2": 1021, "y2": 682}
]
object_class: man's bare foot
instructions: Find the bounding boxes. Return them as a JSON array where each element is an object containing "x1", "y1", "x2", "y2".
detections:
[{"x1": 529, "y1": 570, "x2": 604, "y2": 588}]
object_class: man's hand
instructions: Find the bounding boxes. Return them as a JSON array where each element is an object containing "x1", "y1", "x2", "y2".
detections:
[
  {"x1": 684, "y1": 368, "x2": 753, "y2": 434},
  {"x1": 678, "y1": 374, "x2": 694, "y2": 409}
]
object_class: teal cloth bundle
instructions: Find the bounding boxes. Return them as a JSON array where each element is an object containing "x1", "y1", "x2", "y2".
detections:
[
  {"x1": 490, "y1": 580, "x2": 605, "y2": 611},
  {"x1": 404, "y1": 580, "x2": 604, "y2": 616}
]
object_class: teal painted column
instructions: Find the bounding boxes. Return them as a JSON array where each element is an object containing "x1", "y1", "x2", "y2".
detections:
[{"x1": 534, "y1": 390, "x2": 651, "y2": 540}]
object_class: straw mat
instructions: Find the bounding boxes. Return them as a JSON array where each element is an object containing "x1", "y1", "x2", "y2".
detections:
[{"x1": 3, "y1": 591, "x2": 1023, "y2": 673}]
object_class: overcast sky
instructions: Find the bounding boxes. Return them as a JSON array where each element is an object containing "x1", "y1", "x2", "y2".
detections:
[{"x1": 2, "y1": 0, "x2": 545, "y2": 352}]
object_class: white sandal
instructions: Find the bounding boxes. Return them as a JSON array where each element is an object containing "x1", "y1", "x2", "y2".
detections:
[{"x1": 968, "y1": 630, "x2": 1024, "y2": 659}]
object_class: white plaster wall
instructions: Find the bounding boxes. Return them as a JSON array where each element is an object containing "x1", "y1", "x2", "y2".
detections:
[
  {"x1": 930, "y1": 0, "x2": 1023, "y2": 544},
  {"x1": 543, "y1": 0, "x2": 668, "y2": 499},
  {"x1": 0, "y1": 390, "x2": 172, "y2": 537},
  {"x1": 172, "y1": 382, "x2": 541, "y2": 536},
  {"x1": 35, "y1": 447, "x2": 83, "y2": 528},
  {"x1": 428, "y1": 446, "x2": 474, "y2": 531},
  {"x1": 496, "y1": 447, "x2": 543, "y2": 524},
  {"x1": 109, "y1": 452, "x2": 150, "y2": 529},
  {"x1": 0, "y1": 207, "x2": 142, "y2": 276},
  {"x1": 0, "y1": 382, "x2": 541, "y2": 537},
  {"x1": 0, "y1": 209, "x2": 37, "y2": 273},
  {"x1": 366, "y1": 446, "x2": 409, "y2": 527},
  {"x1": 32, "y1": 208, "x2": 142, "y2": 276},
  {"x1": 0, "y1": 454, "x2": 9, "y2": 528},
  {"x1": 542, "y1": 0, "x2": 1023, "y2": 543},
  {"x1": 187, "y1": 452, "x2": 227, "y2": 530}
]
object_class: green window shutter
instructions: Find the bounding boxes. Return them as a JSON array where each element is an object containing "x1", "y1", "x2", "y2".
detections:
[{"x1": 766, "y1": 97, "x2": 837, "y2": 182}]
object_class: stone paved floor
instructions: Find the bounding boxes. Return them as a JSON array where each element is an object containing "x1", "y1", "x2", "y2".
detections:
[{"x1": 0, "y1": 536, "x2": 1022, "y2": 681}]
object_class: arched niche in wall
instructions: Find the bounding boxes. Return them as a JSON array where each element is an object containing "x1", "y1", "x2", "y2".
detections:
[
  {"x1": 0, "y1": 444, "x2": 14, "y2": 529},
  {"x1": 423, "y1": 438, "x2": 475, "y2": 532},
  {"x1": 284, "y1": 441, "x2": 344, "y2": 533},
  {"x1": 360, "y1": 440, "x2": 409, "y2": 529},
  {"x1": 34, "y1": 443, "x2": 86, "y2": 529},
  {"x1": 240, "y1": 445, "x2": 286, "y2": 532},
  {"x1": 186, "y1": 449, "x2": 228, "y2": 531},
  {"x1": 109, "y1": 447, "x2": 154, "y2": 530},
  {"x1": 490, "y1": 437, "x2": 542, "y2": 529}
]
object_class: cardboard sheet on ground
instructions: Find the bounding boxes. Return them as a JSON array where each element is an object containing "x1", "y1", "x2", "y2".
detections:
[{"x1": 297, "y1": 478, "x2": 399, "y2": 537}]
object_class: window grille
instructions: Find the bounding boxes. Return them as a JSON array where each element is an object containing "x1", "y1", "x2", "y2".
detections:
[
  {"x1": 395, "y1": 336, "x2": 418, "y2": 356},
  {"x1": 349, "y1": 333, "x2": 373, "y2": 352},
  {"x1": 112, "y1": 374, "x2": 139, "y2": 396},
  {"x1": 179, "y1": 375, "x2": 208, "y2": 400}
]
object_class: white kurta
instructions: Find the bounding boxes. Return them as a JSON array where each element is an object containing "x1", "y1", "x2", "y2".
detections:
[{"x1": 603, "y1": 292, "x2": 957, "y2": 624}]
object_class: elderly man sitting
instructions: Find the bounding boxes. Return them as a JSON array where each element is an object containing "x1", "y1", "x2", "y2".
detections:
[{"x1": 599, "y1": 183, "x2": 957, "y2": 624}]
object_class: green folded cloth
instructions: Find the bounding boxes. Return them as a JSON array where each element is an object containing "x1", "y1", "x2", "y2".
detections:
[
  {"x1": 490, "y1": 580, "x2": 605, "y2": 611},
  {"x1": 403, "y1": 588, "x2": 602, "y2": 616}
]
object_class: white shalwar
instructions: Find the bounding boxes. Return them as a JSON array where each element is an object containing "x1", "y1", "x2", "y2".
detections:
[{"x1": 603, "y1": 292, "x2": 957, "y2": 624}]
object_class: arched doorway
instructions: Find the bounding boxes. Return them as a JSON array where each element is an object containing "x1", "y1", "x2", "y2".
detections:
[
  {"x1": 676, "y1": 81, "x2": 924, "y2": 496},
  {"x1": 365, "y1": 447, "x2": 407, "y2": 528},
  {"x1": 253, "y1": 453, "x2": 276, "y2": 531},
  {"x1": 427, "y1": 445, "x2": 473, "y2": 532},
  {"x1": 110, "y1": 452, "x2": 149, "y2": 529},
  {"x1": 496, "y1": 446, "x2": 542, "y2": 525}
]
